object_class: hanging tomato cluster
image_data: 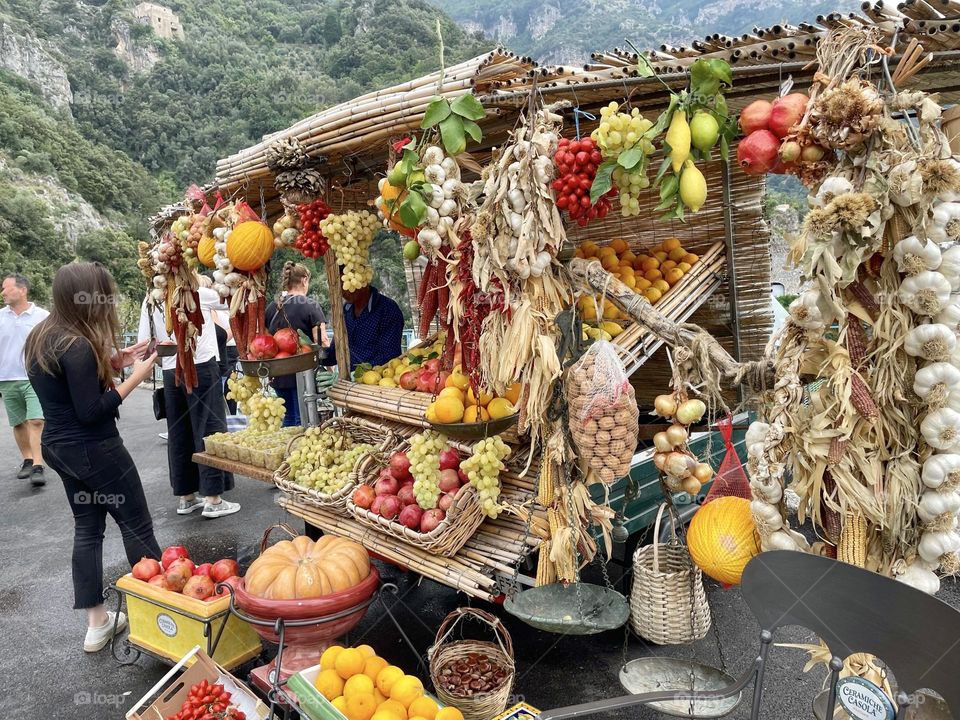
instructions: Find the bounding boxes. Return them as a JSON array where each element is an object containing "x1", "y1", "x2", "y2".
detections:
[
  {"x1": 552, "y1": 137, "x2": 612, "y2": 226},
  {"x1": 295, "y1": 199, "x2": 332, "y2": 258}
]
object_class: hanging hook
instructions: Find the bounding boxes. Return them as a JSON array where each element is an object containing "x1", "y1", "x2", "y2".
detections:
[{"x1": 572, "y1": 107, "x2": 597, "y2": 141}]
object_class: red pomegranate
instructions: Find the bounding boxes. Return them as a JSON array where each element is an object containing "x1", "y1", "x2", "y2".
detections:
[
  {"x1": 438, "y1": 493, "x2": 456, "y2": 511},
  {"x1": 194, "y1": 563, "x2": 214, "y2": 577},
  {"x1": 389, "y1": 451, "x2": 412, "y2": 482},
  {"x1": 420, "y1": 508, "x2": 446, "y2": 533},
  {"x1": 399, "y1": 371, "x2": 419, "y2": 391},
  {"x1": 439, "y1": 469, "x2": 460, "y2": 493},
  {"x1": 165, "y1": 563, "x2": 192, "y2": 592},
  {"x1": 212, "y1": 575, "x2": 242, "y2": 600},
  {"x1": 398, "y1": 504, "x2": 423, "y2": 530},
  {"x1": 353, "y1": 485, "x2": 376, "y2": 509},
  {"x1": 438, "y1": 448, "x2": 460, "y2": 471},
  {"x1": 768, "y1": 93, "x2": 808, "y2": 139},
  {"x1": 375, "y1": 474, "x2": 399, "y2": 497},
  {"x1": 273, "y1": 328, "x2": 300, "y2": 355},
  {"x1": 739, "y1": 100, "x2": 773, "y2": 135},
  {"x1": 168, "y1": 557, "x2": 195, "y2": 575},
  {"x1": 148, "y1": 574, "x2": 172, "y2": 590},
  {"x1": 397, "y1": 484, "x2": 416, "y2": 506},
  {"x1": 183, "y1": 575, "x2": 215, "y2": 600},
  {"x1": 737, "y1": 130, "x2": 781, "y2": 176},
  {"x1": 378, "y1": 495, "x2": 402, "y2": 520},
  {"x1": 132, "y1": 557, "x2": 162, "y2": 581},
  {"x1": 160, "y1": 545, "x2": 189, "y2": 571},
  {"x1": 211, "y1": 559, "x2": 240, "y2": 583},
  {"x1": 248, "y1": 334, "x2": 279, "y2": 360}
]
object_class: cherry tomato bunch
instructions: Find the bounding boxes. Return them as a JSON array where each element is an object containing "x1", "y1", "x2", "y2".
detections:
[
  {"x1": 165, "y1": 679, "x2": 246, "y2": 720},
  {"x1": 552, "y1": 137, "x2": 613, "y2": 227},
  {"x1": 295, "y1": 199, "x2": 332, "y2": 259}
]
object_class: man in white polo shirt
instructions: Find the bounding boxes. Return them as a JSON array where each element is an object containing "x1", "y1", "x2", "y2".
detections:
[{"x1": 0, "y1": 274, "x2": 50, "y2": 486}]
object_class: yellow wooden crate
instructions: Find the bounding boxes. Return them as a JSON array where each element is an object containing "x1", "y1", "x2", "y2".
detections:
[{"x1": 116, "y1": 573, "x2": 261, "y2": 670}]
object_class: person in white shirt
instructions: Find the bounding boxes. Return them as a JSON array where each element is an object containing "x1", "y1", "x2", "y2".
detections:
[
  {"x1": 137, "y1": 279, "x2": 239, "y2": 518},
  {"x1": 0, "y1": 274, "x2": 50, "y2": 486}
]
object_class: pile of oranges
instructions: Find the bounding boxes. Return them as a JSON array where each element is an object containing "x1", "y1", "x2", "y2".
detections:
[
  {"x1": 575, "y1": 238, "x2": 699, "y2": 305},
  {"x1": 314, "y1": 645, "x2": 464, "y2": 720},
  {"x1": 426, "y1": 377, "x2": 521, "y2": 425}
]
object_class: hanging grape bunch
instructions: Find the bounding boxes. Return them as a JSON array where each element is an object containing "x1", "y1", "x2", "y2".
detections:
[
  {"x1": 592, "y1": 102, "x2": 656, "y2": 218},
  {"x1": 460, "y1": 435, "x2": 511, "y2": 518},
  {"x1": 552, "y1": 137, "x2": 614, "y2": 226},
  {"x1": 321, "y1": 210, "x2": 380, "y2": 291},
  {"x1": 294, "y1": 199, "x2": 332, "y2": 259}
]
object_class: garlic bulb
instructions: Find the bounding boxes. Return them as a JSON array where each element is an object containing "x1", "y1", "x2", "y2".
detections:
[
  {"x1": 935, "y1": 296, "x2": 960, "y2": 333},
  {"x1": 751, "y1": 500, "x2": 783, "y2": 534},
  {"x1": 904, "y1": 323, "x2": 957, "y2": 361},
  {"x1": 752, "y1": 476, "x2": 783, "y2": 504},
  {"x1": 899, "y1": 271, "x2": 953, "y2": 316},
  {"x1": 422, "y1": 146, "x2": 444, "y2": 166},
  {"x1": 428, "y1": 184, "x2": 445, "y2": 209},
  {"x1": 922, "y1": 453, "x2": 960, "y2": 489},
  {"x1": 928, "y1": 201, "x2": 960, "y2": 243},
  {"x1": 913, "y1": 362, "x2": 960, "y2": 405},
  {"x1": 789, "y1": 290, "x2": 825, "y2": 330},
  {"x1": 918, "y1": 529, "x2": 960, "y2": 564},
  {"x1": 896, "y1": 560, "x2": 941, "y2": 594},
  {"x1": 921, "y1": 407, "x2": 960, "y2": 450},
  {"x1": 939, "y1": 246, "x2": 960, "y2": 291},
  {"x1": 745, "y1": 421, "x2": 770, "y2": 447},
  {"x1": 917, "y1": 489, "x2": 960, "y2": 524},
  {"x1": 762, "y1": 527, "x2": 810, "y2": 552},
  {"x1": 440, "y1": 156, "x2": 460, "y2": 181},
  {"x1": 810, "y1": 176, "x2": 854, "y2": 207},
  {"x1": 424, "y1": 164, "x2": 446, "y2": 185},
  {"x1": 893, "y1": 235, "x2": 941, "y2": 275}
]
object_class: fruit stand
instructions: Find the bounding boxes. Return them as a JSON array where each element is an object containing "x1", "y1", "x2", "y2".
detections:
[{"x1": 133, "y1": 7, "x2": 960, "y2": 718}]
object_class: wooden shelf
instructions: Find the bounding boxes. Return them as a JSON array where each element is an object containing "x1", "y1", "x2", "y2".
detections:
[{"x1": 192, "y1": 453, "x2": 276, "y2": 484}]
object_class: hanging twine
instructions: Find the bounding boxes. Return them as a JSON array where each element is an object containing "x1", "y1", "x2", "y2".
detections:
[{"x1": 572, "y1": 107, "x2": 596, "y2": 141}]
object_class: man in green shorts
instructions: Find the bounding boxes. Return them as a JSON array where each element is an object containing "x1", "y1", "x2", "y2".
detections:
[{"x1": 0, "y1": 274, "x2": 49, "y2": 486}]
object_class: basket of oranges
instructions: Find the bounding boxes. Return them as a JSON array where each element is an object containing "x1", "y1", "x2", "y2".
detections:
[{"x1": 425, "y1": 381, "x2": 521, "y2": 442}]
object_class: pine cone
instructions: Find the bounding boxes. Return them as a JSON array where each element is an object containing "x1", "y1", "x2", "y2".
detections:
[
  {"x1": 275, "y1": 168, "x2": 325, "y2": 204},
  {"x1": 265, "y1": 137, "x2": 308, "y2": 171}
]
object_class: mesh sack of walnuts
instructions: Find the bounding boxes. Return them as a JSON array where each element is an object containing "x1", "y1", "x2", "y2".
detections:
[{"x1": 565, "y1": 340, "x2": 639, "y2": 484}]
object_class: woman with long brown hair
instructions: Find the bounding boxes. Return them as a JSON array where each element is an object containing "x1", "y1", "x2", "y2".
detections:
[{"x1": 25, "y1": 262, "x2": 161, "y2": 652}]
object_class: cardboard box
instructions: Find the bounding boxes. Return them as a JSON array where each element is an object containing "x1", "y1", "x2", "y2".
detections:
[
  {"x1": 127, "y1": 646, "x2": 269, "y2": 720},
  {"x1": 117, "y1": 573, "x2": 261, "y2": 670}
]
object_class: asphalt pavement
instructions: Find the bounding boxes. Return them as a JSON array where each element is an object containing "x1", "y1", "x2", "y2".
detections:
[{"x1": 0, "y1": 387, "x2": 956, "y2": 719}]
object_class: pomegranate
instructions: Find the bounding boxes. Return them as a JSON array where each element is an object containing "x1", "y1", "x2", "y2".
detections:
[
  {"x1": 423, "y1": 358, "x2": 441, "y2": 374},
  {"x1": 397, "y1": 484, "x2": 417, "y2": 506},
  {"x1": 389, "y1": 451, "x2": 412, "y2": 482},
  {"x1": 248, "y1": 334, "x2": 279, "y2": 360},
  {"x1": 165, "y1": 564, "x2": 192, "y2": 593},
  {"x1": 168, "y1": 557, "x2": 196, "y2": 576},
  {"x1": 273, "y1": 327, "x2": 300, "y2": 355},
  {"x1": 211, "y1": 559, "x2": 240, "y2": 583},
  {"x1": 194, "y1": 563, "x2": 214, "y2": 578},
  {"x1": 352, "y1": 485, "x2": 376, "y2": 509},
  {"x1": 768, "y1": 93, "x2": 808, "y2": 138},
  {"x1": 160, "y1": 545, "x2": 189, "y2": 570},
  {"x1": 739, "y1": 100, "x2": 773, "y2": 135},
  {"x1": 183, "y1": 575, "x2": 215, "y2": 600},
  {"x1": 438, "y1": 493, "x2": 456, "y2": 511},
  {"x1": 275, "y1": 351, "x2": 292, "y2": 358},
  {"x1": 379, "y1": 495, "x2": 402, "y2": 520},
  {"x1": 132, "y1": 557, "x2": 161, "y2": 581},
  {"x1": 212, "y1": 575, "x2": 242, "y2": 599},
  {"x1": 778, "y1": 140, "x2": 801, "y2": 164},
  {"x1": 398, "y1": 504, "x2": 423, "y2": 530},
  {"x1": 737, "y1": 130, "x2": 780, "y2": 176},
  {"x1": 458, "y1": 468, "x2": 469, "y2": 485},
  {"x1": 399, "y1": 371, "x2": 419, "y2": 391},
  {"x1": 375, "y1": 474, "x2": 400, "y2": 497},
  {"x1": 148, "y1": 574, "x2": 172, "y2": 590},
  {"x1": 801, "y1": 144, "x2": 826, "y2": 162},
  {"x1": 420, "y1": 508, "x2": 446, "y2": 533},
  {"x1": 439, "y1": 468, "x2": 460, "y2": 493},
  {"x1": 438, "y1": 448, "x2": 460, "y2": 472},
  {"x1": 416, "y1": 371, "x2": 438, "y2": 393}
]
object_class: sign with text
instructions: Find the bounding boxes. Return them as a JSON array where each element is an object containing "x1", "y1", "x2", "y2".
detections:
[{"x1": 836, "y1": 677, "x2": 895, "y2": 720}]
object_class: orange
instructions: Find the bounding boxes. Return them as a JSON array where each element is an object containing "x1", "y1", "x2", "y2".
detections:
[
  {"x1": 333, "y1": 696, "x2": 349, "y2": 714},
  {"x1": 436, "y1": 708, "x2": 465, "y2": 720},
  {"x1": 321, "y1": 646, "x2": 345, "y2": 671},
  {"x1": 315, "y1": 669, "x2": 346, "y2": 700},
  {"x1": 668, "y1": 247, "x2": 687, "y2": 262},
  {"x1": 389, "y1": 675, "x2": 424, "y2": 707},
  {"x1": 602, "y1": 300, "x2": 619, "y2": 319},
  {"x1": 653, "y1": 279, "x2": 670, "y2": 294},
  {"x1": 466, "y1": 387, "x2": 494, "y2": 407},
  {"x1": 376, "y1": 666, "x2": 405, "y2": 696},
  {"x1": 597, "y1": 246, "x2": 617, "y2": 258},
  {"x1": 335, "y1": 648, "x2": 366, "y2": 679},
  {"x1": 580, "y1": 241, "x2": 599, "y2": 257},
  {"x1": 378, "y1": 699, "x2": 408, "y2": 719},
  {"x1": 619, "y1": 265, "x2": 635, "y2": 276},
  {"x1": 609, "y1": 238, "x2": 629, "y2": 254},
  {"x1": 487, "y1": 397, "x2": 515, "y2": 420},
  {"x1": 446, "y1": 372, "x2": 469, "y2": 390},
  {"x1": 574, "y1": 247, "x2": 585, "y2": 258},
  {"x1": 347, "y1": 694, "x2": 377, "y2": 720},
  {"x1": 654, "y1": 250, "x2": 668, "y2": 262},
  {"x1": 644, "y1": 269, "x2": 662, "y2": 282},
  {"x1": 682, "y1": 253, "x2": 699, "y2": 264},
  {"x1": 503, "y1": 382, "x2": 522, "y2": 405},
  {"x1": 635, "y1": 277, "x2": 652, "y2": 291},
  {"x1": 463, "y1": 405, "x2": 490, "y2": 423},
  {"x1": 665, "y1": 268, "x2": 684, "y2": 285},
  {"x1": 374, "y1": 689, "x2": 388, "y2": 705},
  {"x1": 580, "y1": 303, "x2": 598, "y2": 321},
  {"x1": 407, "y1": 697, "x2": 439, "y2": 720},
  {"x1": 662, "y1": 237, "x2": 682, "y2": 252},
  {"x1": 623, "y1": 275, "x2": 637, "y2": 290},
  {"x1": 601, "y1": 255, "x2": 619, "y2": 271},
  {"x1": 364, "y1": 656, "x2": 389, "y2": 681},
  {"x1": 620, "y1": 250, "x2": 637, "y2": 263},
  {"x1": 380, "y1": 181, "x2": 403, "y2": 202},
  {"x1": 643, "y1": 287, "x2": 663, "y2": 303},
  {"x1": 345, "y1": 674, "x2": 376, "y2": 698},
  {"x1": 372, "y1": 712, "x2": 400, "y2": 720},
  {"x1": 434, "y1": 396, "x2": 465, "y2": 424},
  {"x1": 649, "y1": 243, "x2": 665, "y2": 254},
  {"x1": 640, "y1": 257, "x2": 660, "y2": 272},
  {"x1": 660, "y1": 260, "x2": 677, "y2": 272},
  {"x1": 678, "y1": 262, "x2": 692, "y2": 272}
]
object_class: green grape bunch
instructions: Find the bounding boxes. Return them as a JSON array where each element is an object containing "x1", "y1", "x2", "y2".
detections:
[
  {"x1": 410, "y1": 430, "x2": 448, "y2": 510},
  {"x1": 461, "y1": 436, "x2": 511, "y2": 519},
  {"x1": 287, "y1": 426, "x2": 373, "y2": 494}
]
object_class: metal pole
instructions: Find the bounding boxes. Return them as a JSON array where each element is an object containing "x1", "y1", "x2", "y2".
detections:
[
  {"x1": 721, "y1": 160, "x2": 743, "y2": 406},
  {"x1": 297, "y1": 368, "x2": 320, "y2": 428}
]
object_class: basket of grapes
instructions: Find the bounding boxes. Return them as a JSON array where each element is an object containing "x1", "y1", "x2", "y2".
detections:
[
  {"x1": 273, "y1": 416, "x2": 399, "y2": 510},
  {"x1": 346, "y1": 431, "x2": 511, "y2": 557}
]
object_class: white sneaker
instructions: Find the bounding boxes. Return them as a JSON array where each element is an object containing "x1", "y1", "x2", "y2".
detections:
[
  {"x1": 202, "y1": 499, "x2": 241, "y2": 518},
  {"x1": 84, "y1": 611, "x2": 127, "y2": 652},
  {"x1": 177, "y1": 496, "x2": 205, "y2": 515}
]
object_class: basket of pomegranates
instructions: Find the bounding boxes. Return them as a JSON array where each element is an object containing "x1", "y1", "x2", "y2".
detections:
[
  {"x1": 273, "y1": 416, "x2": 398, "y2": 510},
  {"x1": 428, "y1": 607, "x2": 515, "y2": 720},
  {"x1": 238, "y1": 329, "x2": 318, "y2": 378},
  {"x1": 346, "y1": 437, "x2": 485, "y2": 557}
]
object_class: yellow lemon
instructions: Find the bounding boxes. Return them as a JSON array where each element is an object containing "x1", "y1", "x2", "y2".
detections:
[
  {"x1": 487, "y1": 397, "x2": 516, "y2": 420},
  {"x1": 407, "y1": 697, "x2": 439, "y2": 720},
  {"x1": 389, "y1": 675, "x2": 424, "y2": 707},
  {"x1": 376, "y1": 666, "x2": 405, "y2": 696},
  {"x1": 463, "y1": 405, "x2": 490, "y2": 423},
  {"x1": 364, "y1": 656, "x2": 389, "y2": 681},
  {"x1": 447, "y1": 371, "x2": 469, "y2": 390},
  {"x1": 335, "y1": 648, "x2": 366, "y2": 679},
  {"x1": 425, "y1": 403, "x2": 439, "y2": 424},
  {"x1": 436, "y1": 708, "x2": 465, "y2": 720},
  {"x1": 315, "y1": 669, "x2": 345, "y2": 700},
  {"x1": 361, "y1": 370, "x2": 381, "y2": 385},
  {"x1": 438, "y1": 386, "x2": 465, "y2": 403},
  {"x1": 347, "y1": 694, "x2": 377, "y2": 720},
  {"x1": 379, "y1": 378, "x2": 398, "y2": 388},
  {"x1": 345, "y1": 674, "x2": 376, "y2": 698},
  {"x1": 321, "y1": 645, "x2": 345, "y2": 671},
  {"x1": 378, "y1": 698, "x2": 408, "y2": 719},
  {"x1": 380, "y1": 368, "x2": 394, "y2": 379},
  {"x1": 333, "y1": 696, "x2": 349, "y2": 714},
  {"x1": 466, "y1": 387, "x2": 494, "y2": 407},
  {"x1": 434, "y1": 396, "x2": 465, "y2": 424}
]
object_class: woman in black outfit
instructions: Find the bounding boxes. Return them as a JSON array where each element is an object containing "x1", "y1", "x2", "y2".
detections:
[
  {"x1": 265, "y1": 261, "x2": 327, "y2": 427},
  {"x1": 25, "y1": 262, "x2": 161, "y2": 652}
]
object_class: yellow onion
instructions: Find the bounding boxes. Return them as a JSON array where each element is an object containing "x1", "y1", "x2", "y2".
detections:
[
  {"x1": 693, "y1": 463, "x2": 714, "y2": 483},
  {"x1": 665, "y1": 423, "x2": 688, "y2": 448},
  {"x1": 653, "y1": 452, "x2": 670, "y2": 472},
  {"x1": 664, "y1": 451, "x2": 696, "y2": 478},
  {"x1": 654, "y1": 394, "x2": 678, "y2": 417},
  {"x1": 653, "y1": 432, "x2": 674, "y2": 453},
  {"x1": 676, "y1": 399, "x2": 707, "y2": 425},
  {"x1": 681, "y1": 477, "x2": 702, "y2": 495}
]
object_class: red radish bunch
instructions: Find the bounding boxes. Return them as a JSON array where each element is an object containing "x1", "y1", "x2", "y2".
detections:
[
  {"x1": 552, "y1": 137, "x2": 613, "y2": 226},
  {"x1": 294, "y1": 199, "x2": 332, "y2": 258}
]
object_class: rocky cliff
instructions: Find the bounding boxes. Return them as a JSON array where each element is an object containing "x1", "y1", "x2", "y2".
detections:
[{"x1": 0, "y1": 21, "x2": 72, "y2": 109}]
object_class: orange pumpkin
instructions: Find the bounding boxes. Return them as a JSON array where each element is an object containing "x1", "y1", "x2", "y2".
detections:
[
  {"x1": 244, "y1": 534, "x2": 370, "y2": 599},
  {"x1": 687, "y1": 496, "x2": 760, "y2": 585},
  {"x1": 226, "y1": 220, "x2": 274, "y2": 271},
  {"x1": 197, "y1": 234, "x2": 216, "y2": 268}
]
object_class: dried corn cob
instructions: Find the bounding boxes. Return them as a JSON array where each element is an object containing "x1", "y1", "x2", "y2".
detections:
[
  {"x1": 850, "y1": 373, "x2": 879, "y2": 420},
  {"x1": 821, "y1": 470, "x2": 842, "y2": 544},
  {"x1": 538, "y1": 450, "x2": 555, "y2": 506},
  {"x1": 827, "y1": 437, "x2": 847, "y2": 465},
  {"x1": 845, "y1": 313, "x2": 868, "y2": 369},
  {"x1": 536, "y1": 540, "x2": 556, "y2": 586},
  {"x1": 847, "y1": 279, "x2": 880, "y2": 319},
  {"x1": 838, "y1": 511, "x2": 868, "y2": 567}
]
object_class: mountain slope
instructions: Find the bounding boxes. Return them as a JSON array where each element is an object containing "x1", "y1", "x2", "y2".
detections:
[{"x1": 431, "y1": 0, "x2": 859, "y2": 63}]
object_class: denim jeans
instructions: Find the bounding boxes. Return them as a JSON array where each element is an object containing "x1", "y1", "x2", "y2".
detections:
[
  {"x1": 44, "y1": 435, "x2": 162, "y2": 609},
  {"x1": 275, "y1": 385, "x2": 301, "y2": 427}
]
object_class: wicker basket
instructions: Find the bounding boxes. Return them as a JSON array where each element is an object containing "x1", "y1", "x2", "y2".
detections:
[
  {"x1": 273, "y1": 416, "x2": 398, "y2": 510},
  {"x1": 346, "y1": 440, "x2": 485, "y2": 557},
  {"x1": 629, "y1": 503, "x2": 711, "y2": 645},
  {"x1": 428, "y1": 608, "x2": 515, "y2": 720}
]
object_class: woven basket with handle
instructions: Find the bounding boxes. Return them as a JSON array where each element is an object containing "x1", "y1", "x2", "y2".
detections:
[
  {"x1": 273, "y1": 415, "x2": 398, "y2": 510},
  {"x1": 629, "y1": 503, "x2": 711, "y2": 645},
  {"x1": 346, "y1": 438, "x2": 485, "y2": 557},
  {"x1": 428, "y1": 607, "x2": 515, "y2": 720}
]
